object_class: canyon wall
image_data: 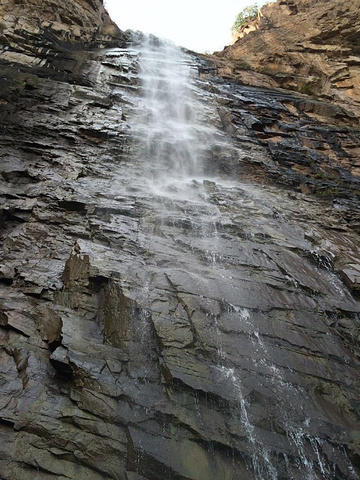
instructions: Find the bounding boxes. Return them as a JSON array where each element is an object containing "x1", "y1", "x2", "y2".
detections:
[
  {"x1": 215, "y1": 0, "x2": 360, "y2": 118},
  {"x1": 0, "y1": 1, "x2": 360, "y2": 479},
  {"x1": 0, "y1": 0, "x2": 121, "y2": 45}
]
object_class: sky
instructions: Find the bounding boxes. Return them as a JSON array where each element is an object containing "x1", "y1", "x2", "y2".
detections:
[{"x1": 105, "y1": 0, "x2": 270, "y2": 53}]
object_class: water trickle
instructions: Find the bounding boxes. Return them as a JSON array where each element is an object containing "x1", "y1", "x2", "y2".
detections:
[{"x1": 220, "y1": 365, "x2": 278, "y2": 480}]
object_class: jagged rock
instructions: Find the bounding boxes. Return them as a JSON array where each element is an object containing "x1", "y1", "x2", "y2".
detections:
[
  {"x1": 214, "y1": 0, "x2": 360, "y2": 118},
  {"x1": 0, "y1": 1, "x2": 359, "y2": 479},
  {"x1": 340, "y1": 264, "x2": 360, "y2": 292},
  {"x1": 35, "y1": 305, "x2": 63, "y2": 347},
  {"x1": 0, "y1": 0, "x2": 122, "y2": 47}
]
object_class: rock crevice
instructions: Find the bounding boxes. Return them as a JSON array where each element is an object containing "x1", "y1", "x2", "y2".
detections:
[
  {"x1": 215, "y1": 0, "x2": 360, "y2": 118},
  {"x1": 0, "y1": 0, "x2": 360, "y2": 479}
]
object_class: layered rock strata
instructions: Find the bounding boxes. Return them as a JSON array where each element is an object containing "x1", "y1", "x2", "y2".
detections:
[
  {"x1": 0, "y1": 1, "x2": 360, "y2": 479},
  {"x1": 0, "y1": 0, "x2": 121, "y2": 46},
  {"x1": 214, "y1": 0, "x2": 360, "y2": 118}
]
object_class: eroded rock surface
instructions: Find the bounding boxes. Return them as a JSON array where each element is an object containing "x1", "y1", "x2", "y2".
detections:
[
  {"x1": 214, "y1": 0, "x2": 360, "y2": 118},
  {"x1": 0, "y1": 2, "x2": 360, "y2": 480},
  {"x1": 0, "y1": 0, "x2": 121, "y2": 46}
]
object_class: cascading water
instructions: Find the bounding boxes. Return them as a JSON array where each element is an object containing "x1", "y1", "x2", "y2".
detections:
[
  {"x1": 132, "y1": 36, "x2": 232, "y2": 195},
  {"x1": 106, "y1": 37, "x2": 359, "y2": 479},
  {"x1": 138, "y1": 39, "x2": 202, "y2": 181},
  {"x1": 2, "y1": 10, "x2": 360, "y2": 479}
]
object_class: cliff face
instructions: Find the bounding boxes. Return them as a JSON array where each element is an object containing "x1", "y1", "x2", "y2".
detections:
[
  {"x1": 1, "y1": 1, "x2": 360, "y2": 480},
  {"x1": 0, "y1": 0, "x2": 121, "y2": 45},
  {"x1": 0, "y1": 0, "x2": 127, "y2": 88},
  {"x1": 215, "y1": 0, "x2": 360, "y2": 118}
]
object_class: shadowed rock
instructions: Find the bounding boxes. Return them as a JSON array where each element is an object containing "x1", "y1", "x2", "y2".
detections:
[{"x1": 0, "y1": 1, "x2": 360, "y2": 479}]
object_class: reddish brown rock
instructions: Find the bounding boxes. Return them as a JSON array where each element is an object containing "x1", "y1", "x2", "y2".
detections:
[{"x1": 214, "y1": 0, "x2": 360, "y2": 118}]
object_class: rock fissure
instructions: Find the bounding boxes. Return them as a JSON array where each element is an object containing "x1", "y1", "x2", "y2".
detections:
[{"x1": 0, "y1": 1, "x2": 360, "y2": 479}]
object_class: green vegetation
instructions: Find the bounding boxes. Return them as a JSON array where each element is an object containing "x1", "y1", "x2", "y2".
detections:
[
  {"x1": 233, "y1": 59, "x2": 253, "y2": 71},
  {"x1": 298, "y1": 80, "x2": 321, "y2": 96},
  {"x1": 232, "y1": 4, "x2": 259, "y2": 35}
]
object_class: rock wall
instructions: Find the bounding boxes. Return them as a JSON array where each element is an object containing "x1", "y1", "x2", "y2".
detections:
[
  {"x1": 0, "y1": 0, "x2": 121, "y2": 46},
  {"x1": 214, "y1": 0, "x2": 360, "y2": 118},
  {"x1": 0, "y1": 1, "x2": 360, "y2": 479}
]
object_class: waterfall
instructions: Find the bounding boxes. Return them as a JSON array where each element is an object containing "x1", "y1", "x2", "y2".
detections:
[
  {"x1": 76, "y1": 36, "x2": 360, "y2": 480},
  {"x1": 116, "y1": 36, "x2": 360, "y2": 480},
  {"x1": 2, "y1": 7, "x2": 360, "y2": 480},
  {"x1": 138, "y1": 39, "x2": 201, "y2": 178},
  {"x1": 132, "y1": 36, "x2": 232, "y2": 196}
]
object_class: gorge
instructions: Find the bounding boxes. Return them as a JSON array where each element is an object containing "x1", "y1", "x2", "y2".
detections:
[{"x1": 0, "y1": 1, "x2": 359, "y2": 479}]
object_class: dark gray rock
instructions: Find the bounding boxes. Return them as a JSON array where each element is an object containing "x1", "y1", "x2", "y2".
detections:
[{"x1": 0, "y1": 3, "x2": 360, "y2": 480}]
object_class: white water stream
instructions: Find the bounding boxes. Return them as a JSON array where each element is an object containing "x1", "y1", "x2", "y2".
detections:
[
  {"x1": 133, "y1": 37, "x2": 233, "y2": 197},
  {"x1": 114, "y1": 36, "x2": 359, "y2": 480}
]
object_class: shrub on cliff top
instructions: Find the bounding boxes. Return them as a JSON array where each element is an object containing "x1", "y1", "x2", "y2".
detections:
[{"x1": 232, "y1": 4, "x2": 259, "y2": 34}]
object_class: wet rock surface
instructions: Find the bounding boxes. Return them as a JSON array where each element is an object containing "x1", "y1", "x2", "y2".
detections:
[{"x1": 1, "y1": 4, "x2": 360, "y2": 480}]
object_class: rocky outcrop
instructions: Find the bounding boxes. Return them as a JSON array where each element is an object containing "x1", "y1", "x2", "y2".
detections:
[
  {"x1": 214, "y1": 0, "x2": 360, "y2": 118},
  {"x1": 212, "y1": 79, "x2": 360, "y2": 208},
  {"x1": 0, "y1": 0, "x2": 121, "y2": 46},
  {"x1": 0, "y1": 0, "x2": 128, "y2": 90},
  {"x1": 0, "y1": 1, "x2": 360, "y2": 479}
]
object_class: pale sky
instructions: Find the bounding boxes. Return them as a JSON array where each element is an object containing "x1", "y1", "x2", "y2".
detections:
[{"x1": 105, "y1": 0, "x2": 270, "y2": 53}]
